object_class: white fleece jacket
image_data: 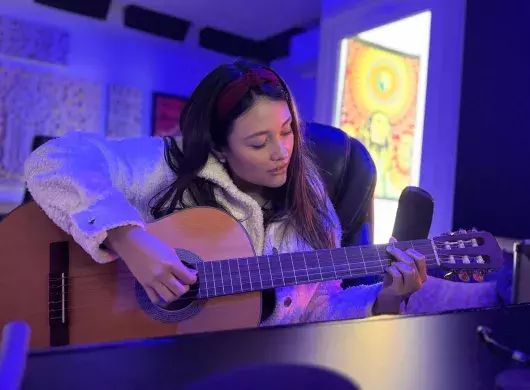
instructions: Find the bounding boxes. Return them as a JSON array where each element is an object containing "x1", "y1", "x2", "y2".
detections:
[{"x1": 23, "y1": 131, "x2": 501, "y2": 326}]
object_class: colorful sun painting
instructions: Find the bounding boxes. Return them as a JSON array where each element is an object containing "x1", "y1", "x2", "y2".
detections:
[{"x1": 337, "y1": 38, "x2": 420, "y2": 200}]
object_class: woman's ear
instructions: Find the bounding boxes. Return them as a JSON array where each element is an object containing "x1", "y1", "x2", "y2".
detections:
[{"x1": 213, "y1": 150, "x2": 226, "y2": 164}]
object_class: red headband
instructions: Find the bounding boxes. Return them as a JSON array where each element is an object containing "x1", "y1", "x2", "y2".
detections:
[{"x1": 216, "y1": 69, "x2": 281, "y2": 118}]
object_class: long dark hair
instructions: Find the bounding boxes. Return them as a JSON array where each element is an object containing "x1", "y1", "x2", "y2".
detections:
[{"x1": 150, "y1": 60, "x2": 336, "y2": 250}]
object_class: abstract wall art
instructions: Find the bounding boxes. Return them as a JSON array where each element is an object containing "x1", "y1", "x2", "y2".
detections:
[
  {"x1": 107, "y1": 84, "x2": 143, "y2": 139},
  {"x1": 337, "y1": 38, "x2": 420, "y2": 201},
  {"x1": 151, "y1": 92, "x2": 187, "y2": 137}
]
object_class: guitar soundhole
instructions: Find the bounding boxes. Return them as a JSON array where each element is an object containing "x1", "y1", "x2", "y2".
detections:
[
  {"x1": 162, "y1": 260, "x2": 199, "y2": 311},
  {"x1": 135, "y1": 248, "x2": 207, "y2": 323}
]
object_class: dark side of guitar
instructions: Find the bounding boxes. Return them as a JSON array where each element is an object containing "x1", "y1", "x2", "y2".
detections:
[{"x1": 0, "y1": 202, "x2": 261, "y2": 349}]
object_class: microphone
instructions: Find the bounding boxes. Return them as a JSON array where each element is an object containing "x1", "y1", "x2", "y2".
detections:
[
  {"x1": 391, "y1": 186, "x2": 434, "y2": 241},
  {"x1": 0, "y1": 321, "x2": 31, "y2": 390}
]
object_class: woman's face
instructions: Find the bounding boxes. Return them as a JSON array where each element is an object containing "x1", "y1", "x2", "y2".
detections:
[{"x1": 220, "y1": 97, "x2": 294, "y2": 190}]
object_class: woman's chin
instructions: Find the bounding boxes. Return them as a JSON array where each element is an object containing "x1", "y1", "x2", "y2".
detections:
[{"x1": 265, "y1": 173, "x2": 288, "y2": 188}]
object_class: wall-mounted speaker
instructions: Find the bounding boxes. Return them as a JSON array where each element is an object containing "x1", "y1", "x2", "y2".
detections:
[
  {"x1": 34, "y1": 0, "x2": 111, "y2": 20},
  {"x1": 124, "y1": 5, "x2": 190, "y2": 42}
]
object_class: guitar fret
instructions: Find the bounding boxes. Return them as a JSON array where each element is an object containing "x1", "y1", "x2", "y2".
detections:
[
  {"x1": 209, "y1": 261, "x2": 213, "y2": 294},
  {"x1": 343, "y1": 247, "x2": 352, "y2": 278},
  {"x1": 226, "y1": 259, "x2": 233, "y2": 294},
  {"x1": 279, "y1": 254, "x2": 295, "y2": 285},
  {"x1": 226, "y1": 259, "x2": 237, "y2": 293},
  {"x1": 256, "y1": 257, "x2": 263, "y2": 290},
  {"x1": 219, "y1": 261, "x2": 226, "y2": 295},
  {"x1": 238, "y1": 258, "x2": 247, "y2": 291},
  {"x1": 235, "y1": 259, "x2": 242, "y2": 292},
  {"x1": 359, "y1": 246, "x2": 367, "y2": 276},
  {"x1": 197, "y1": 262, "x2": 206, "y2": 298},
  {"x1": 330, "y1": 248, "x2": 350, "y2": 278},
  {"x1": 317, "y1": 250, "x2": 333, "y2": 279},
  {"x1": 352, "y1": 247, "x2": 368, "y2": 275},
  {"x1": 258, "y1": 256, "x2": 272, "y2": 289},
  {"x1": 278, "y1": 254, "x2": 286, "y2": 286},
  {"x1": 292, "y1": 253, "x2": 309, "y2": 283},
  {"x1": 267, "y1": 255, "x2": 283, "y2": 288},
  {"x1": 244, "y1": 257, "x2": 251, "y2": 291},
  {"x1": 314, "y1": 251, "x2": 323, "y2": 281},
  {"x1": 302, "y1": 252, "x2": 311, "y2": 282},
  {"x1": 236, "y1": 259, "x2": 242, "y2": 293},
  {"x1": 266, "y1": 255, "x2": 271, "y2": 288},
  {"x1": 378, "y1": 246, "x2": 386, "y2": 273},
  {"x1": 302, "y1": 252, "x2": 319, "y2": 283},
  {"x1": 343, "y1": 248, "x2": 353, "y2": 277},
  {"x1": 375, "y1": 246, "x2": 383, "y2": 274},
  {"x1": 309, "y1": 251, "x2": 323, "y2": 282},
  {"x1": 290, "y1": 253, "x2": 298, "y2": 284}
]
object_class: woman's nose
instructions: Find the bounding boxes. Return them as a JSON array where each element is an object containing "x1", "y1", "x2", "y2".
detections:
[{"x1": 271, "y1": 141, "x2": 289, "y2": 161}]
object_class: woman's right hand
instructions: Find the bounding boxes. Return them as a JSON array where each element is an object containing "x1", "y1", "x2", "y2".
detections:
[{"x1": 105, "y1": 226, "x2": 197, "y2": 304}]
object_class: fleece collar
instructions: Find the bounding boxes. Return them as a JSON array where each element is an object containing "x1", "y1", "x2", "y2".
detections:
[{"x1": 197, "y1": 154, "x2": 266, "y2": 255}]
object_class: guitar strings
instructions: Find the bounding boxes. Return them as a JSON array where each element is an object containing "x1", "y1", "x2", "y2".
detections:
[
  {"x1": 45, "y1": 249, "x2": 470, "y2": 302},
  {"x1": 3, "y1": 252, "x2": 481, "y2": 324},
  {"x1": 46, "y1": 242, "x2": 440, "y2": 284},
  {"x1": 45, "y1": 254, "x2": 445, "y2": 315},
  {"x1": 43, "y1": 239, "x2": 477, "y2": 285},
  {"x1": 44, "y1": 244, "x2": 439, "y2": 291},
  {"x1": 4, "y1": 238, "x2": 486, "y2": 322},
  {"x1": 43, "y1": 256, "x2": 444, "y2": 321},
  {"x1": 47, "y1": 254, "x2": 441, "y2": 303}
]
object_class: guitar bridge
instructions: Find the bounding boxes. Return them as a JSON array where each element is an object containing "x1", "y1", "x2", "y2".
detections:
[{"x1": 48, "y1": 241, "x2": 70, "y2": 347}]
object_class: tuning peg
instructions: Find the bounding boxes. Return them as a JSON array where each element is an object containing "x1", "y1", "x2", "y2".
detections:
[
  {"x1": 458, "y1": 229, "x2": 467, "y2": 234},
  {"x1": 473, "y1": 270, "x2": 485, "y2": 282},
  {"x1": 471, "y1": 227, "x2": 478, "y2": 232},
  {"x1": 441, "y1": 231, "x2": 454, "y2": 236}
]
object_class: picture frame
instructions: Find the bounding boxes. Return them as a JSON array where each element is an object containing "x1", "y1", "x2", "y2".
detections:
[{"x1": 151, "y1": 92, "x2": 187, "y2": 137}]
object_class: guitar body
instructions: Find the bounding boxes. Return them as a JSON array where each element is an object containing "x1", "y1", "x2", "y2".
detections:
[{"x1": 0, "y1": 202, "x2": 261, "y2": 349}]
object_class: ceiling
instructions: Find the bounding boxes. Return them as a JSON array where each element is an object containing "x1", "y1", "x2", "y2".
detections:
[{"x1": 128, "y1": 0, "x2": 321, "y2": 40}]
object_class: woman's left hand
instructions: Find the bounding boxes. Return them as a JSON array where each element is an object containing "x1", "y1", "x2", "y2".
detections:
[{"x1": 373, "y1": 238, "x2": 428, "y2": 315}]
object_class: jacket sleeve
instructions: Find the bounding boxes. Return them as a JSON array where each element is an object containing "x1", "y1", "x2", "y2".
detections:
[
  {"x1": 304, "y1": 280, "x2": 384, "y2": 322},
  {"x1": 405, "y1": 276, "x2": 500, "y2": 314},
  {"x1": 23, "y1": 131, "x2": 173, "y2": 263}
]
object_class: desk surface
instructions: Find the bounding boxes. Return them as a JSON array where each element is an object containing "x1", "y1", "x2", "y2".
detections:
[{"x1": 22, "y1": 304, "x2": 530, "y2": 390}]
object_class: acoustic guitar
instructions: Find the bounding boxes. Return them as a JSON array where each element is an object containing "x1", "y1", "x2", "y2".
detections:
[{"x1": 0, "y1": 202, "x2": 504, "y2": 349}]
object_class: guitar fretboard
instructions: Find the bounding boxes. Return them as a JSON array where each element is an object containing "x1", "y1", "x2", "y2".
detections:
[{"x1": 194, "y1": 239, "x2": 437, "y2": 298}]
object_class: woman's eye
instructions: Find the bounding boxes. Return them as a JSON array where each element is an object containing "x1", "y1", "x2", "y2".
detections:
[{"x1": 251, "y1": 143, "x2": 267, "y2": 150}]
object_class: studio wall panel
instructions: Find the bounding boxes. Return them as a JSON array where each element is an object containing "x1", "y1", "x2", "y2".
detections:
[
  {"x1": 0, "y1": 15, "x2": 69, "y2": 65},
  {"x1": 107, "y1": 84, "x2": 143, "y2": 139},
  {"x1": 0, "y1": 61, "x2": 102, "y2": 184},
  {"x1": 34, "y1": 0, "x2": 111, "y2": 20}
]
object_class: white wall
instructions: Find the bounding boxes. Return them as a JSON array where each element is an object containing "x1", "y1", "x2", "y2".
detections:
[
  {"x1": 270, "y1": 27, "x2": 320, "y2": 122},
  {"x1": 1, "y1": 0, "x2": 236, "y2": 137},
  {"x1": 0, "y1": 0, "x2": 236, "y2": 208},
  {"x1": 315, "y1": 0, "x2": 467, "y2": 238},
  {"x1": 1, "y1": 0, "x2": 318, "y2": 130},
  {"x1": 270, "y1": 57, "x2": 317, "y2": 122}
]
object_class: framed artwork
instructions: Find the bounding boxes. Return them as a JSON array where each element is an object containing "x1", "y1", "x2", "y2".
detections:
[
  {"x1": 336, "y1": 37, "x2": 420, "y2": 201},
  {"x1": 151, "y1": 92, "x2": 187, "y2": 137}
]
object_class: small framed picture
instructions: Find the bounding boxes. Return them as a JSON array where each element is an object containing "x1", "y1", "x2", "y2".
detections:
[{"x1": 151, "y1": 92, "x2": 187, "y2": 137}]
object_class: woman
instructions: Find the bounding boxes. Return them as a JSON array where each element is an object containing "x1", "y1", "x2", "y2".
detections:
[{"x1": 24, "y1": 60, "x2": 429, "y2": 327}]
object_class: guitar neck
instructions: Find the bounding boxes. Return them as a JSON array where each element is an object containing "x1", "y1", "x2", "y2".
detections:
[{"x1": 194, "y1": 239, "x2": 437, "y2": 299}]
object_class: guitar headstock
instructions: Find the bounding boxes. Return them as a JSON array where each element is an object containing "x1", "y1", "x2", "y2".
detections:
[{"x1": 431, "y1": 229, "x2": 504, "y2": 278}]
